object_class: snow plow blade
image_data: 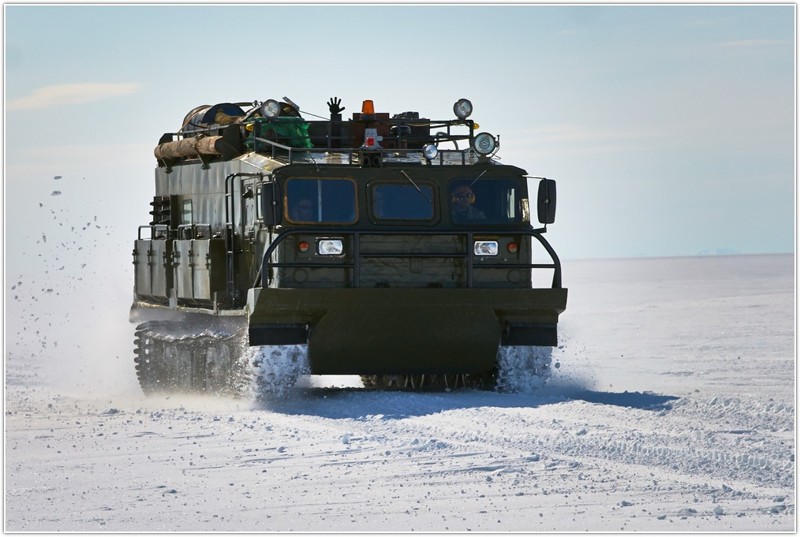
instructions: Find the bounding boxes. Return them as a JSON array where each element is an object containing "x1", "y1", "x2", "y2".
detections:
[{"x1": 247, "y1": 287, "x2": 567, "y2": 375}]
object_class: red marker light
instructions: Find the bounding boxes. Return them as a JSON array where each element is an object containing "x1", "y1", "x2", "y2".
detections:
[
  {"x1": 507, "y1": 242, "x2": 519, "y2": 254},
  {"x1": 298, "y1": 241, "x2": 310, "y2": 253}
]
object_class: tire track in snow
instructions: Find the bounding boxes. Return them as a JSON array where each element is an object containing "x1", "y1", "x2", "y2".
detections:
[{"x1": 352, "y1": 393, "x2": 794, "y2": 490}]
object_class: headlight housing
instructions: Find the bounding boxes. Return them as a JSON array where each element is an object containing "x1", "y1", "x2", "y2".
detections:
[
  {"x1": 260, "y1": 99, "x2": 281, "y2": 118},
  {"x1": 474, "y1": 240, "x2": 499, "y2": 256},
  {"x1": 453, "y1": 98, "x2": 473, "y2": 120},
  {"x1": 472, "y1": 132, "x2": 497, "y2": 156},
  {"x1": 422, "y1": 143, "x2": 438, "y2": 161},
  {"x1": 317, "y1": 238, "x2": 344, "y2": 256}
]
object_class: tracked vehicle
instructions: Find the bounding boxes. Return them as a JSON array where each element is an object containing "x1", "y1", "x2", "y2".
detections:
[{"x1": 130, "y1": 96, "x2": 567, "y2": 396}]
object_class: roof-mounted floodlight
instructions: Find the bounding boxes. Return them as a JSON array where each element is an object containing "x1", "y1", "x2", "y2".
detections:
[
  {"x1": 422, "y1": 143, "x2": 438, "y2": 161},
  {"x1": 260, "y1": 99, "x2": 281, "y2": 118},
  {"x1": 472, "y1": 132, "x2": 497, "y2": 156},
  {"x1": 453, "y1": 98, "x2": 473, "y2": 120}
]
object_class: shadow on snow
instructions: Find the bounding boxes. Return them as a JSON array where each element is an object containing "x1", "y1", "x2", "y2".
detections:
[
  {"x1": 254, "y1": 385, "x2": 679, "y2": 420},
  {"x1": 569, "y1": 390, "x2": 679, "y2": 410}
]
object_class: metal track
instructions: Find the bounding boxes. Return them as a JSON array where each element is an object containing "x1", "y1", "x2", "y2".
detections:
[
  {"x1": 359, "y1": 372, "x2": 497, "y2": 391},
  {"x1": 133, "y1": 319, "x2": 250, "y2": 396}
]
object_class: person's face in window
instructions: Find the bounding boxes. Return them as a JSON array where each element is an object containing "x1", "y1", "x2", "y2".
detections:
[{"x1": 452, "y1": 187, "x2": 475, "y2": 210}]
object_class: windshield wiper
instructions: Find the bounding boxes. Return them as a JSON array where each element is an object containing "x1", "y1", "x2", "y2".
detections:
[
  {"x1": 469, "y1": 169, "x2": 487, "y2": 187},
  {"x1": 401, "y1": 170, "x2": 432, "y2": 204}
]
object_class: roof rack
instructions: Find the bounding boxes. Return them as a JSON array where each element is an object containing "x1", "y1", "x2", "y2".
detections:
[{"x1": 154, "y1": 98, "x2": 498, "y2": 168}]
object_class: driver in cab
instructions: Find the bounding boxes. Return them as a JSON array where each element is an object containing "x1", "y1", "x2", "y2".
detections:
[{"x1": 450, "y1": 185, "x2": 486, "y2": 223}]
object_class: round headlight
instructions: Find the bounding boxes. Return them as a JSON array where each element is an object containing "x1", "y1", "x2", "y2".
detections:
[
  {"x1": 453, "y1": 98, "x2": 473, "y2": 120},
  {"x1": 472, "y1": 132, "x2": 497, "y2": 156},
  {"x1": 422, "y1": 143, "x2": 438, "y2": 161},
  {"x1": 260, "y1": 99, "x2": 281, "y2": 118}
]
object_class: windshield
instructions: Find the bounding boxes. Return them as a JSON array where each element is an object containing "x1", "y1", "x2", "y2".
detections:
[
  {"x1": 371, "y1": 183, "x2": 435, "y2": 221},
  {"x1": 285, "y1": 178, "x2": 357, "y2": 224},
  {"x1": 448, "y1": 178, "x2": 525, "y2": 225}
]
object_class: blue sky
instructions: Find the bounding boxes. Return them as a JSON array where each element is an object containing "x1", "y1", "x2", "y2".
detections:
[{"x1": 4, "y1": 4, "x2": 796, "y2": 266}]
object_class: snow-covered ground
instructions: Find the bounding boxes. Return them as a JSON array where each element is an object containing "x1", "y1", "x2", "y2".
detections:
[{"x1": 5, "y1": 251, "x2": 794, "y2": 532}]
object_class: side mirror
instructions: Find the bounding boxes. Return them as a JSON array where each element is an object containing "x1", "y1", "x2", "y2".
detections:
[
  {"x1": 261, "y1": 181, "x2": 282, "y2": 226},
  {"x1": 537, "y1": 178, "x2": 557, "y2": 224}
]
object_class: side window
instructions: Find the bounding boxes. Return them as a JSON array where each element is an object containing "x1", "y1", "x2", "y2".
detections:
[
  {"x1": 181, "y1": 199, "x2": 193, "y2": 225},
  {"x1": 243, "y1": 184, "x2": 256, "y2": 227},
  {"x1": 371, "y1": 183, "x2": 435, "y2": 221},
  {"x1": 448, "y1": 178, "x2": 523, "y2": 225},
  {"x1": 505, "y1": 187, "x2": 517, "y2": 219},
  {"x1": 256, "y1": 186, "x2": 263, "y2": 221},
  {"x1": 285, "y1": 178, "x2": 357, "y2": 224}
]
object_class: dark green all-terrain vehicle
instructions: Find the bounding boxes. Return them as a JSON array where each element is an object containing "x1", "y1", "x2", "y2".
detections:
[{"x1": 130, "y1": 96, "x2": 567, "y2": 396}]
